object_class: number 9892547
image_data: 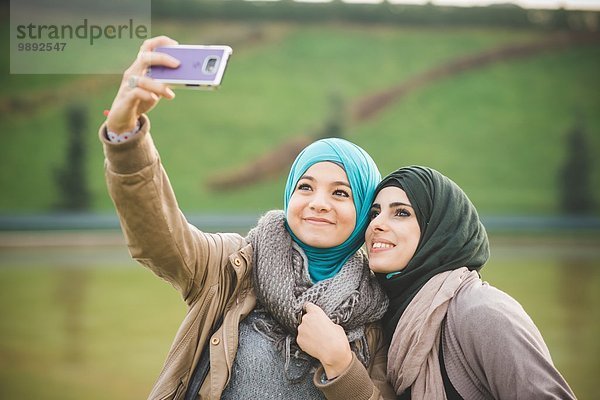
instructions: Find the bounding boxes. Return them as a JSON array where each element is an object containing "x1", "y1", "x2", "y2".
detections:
[{"x1": 17, "y1": 42, "x2": 67, "y2": 51}]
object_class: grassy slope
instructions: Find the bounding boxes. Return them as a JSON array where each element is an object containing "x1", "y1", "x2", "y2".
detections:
[
  {"x1": 1, "y1": 21, "x2": 599, "y2": 214},
  {"x1": 358, "y1": 42, "x2": 600, "y2": 214}
]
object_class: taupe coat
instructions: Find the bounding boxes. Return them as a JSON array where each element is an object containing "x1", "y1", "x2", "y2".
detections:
[{"x1": 100, "y1": 115, "x2": 396, "y2": 400}]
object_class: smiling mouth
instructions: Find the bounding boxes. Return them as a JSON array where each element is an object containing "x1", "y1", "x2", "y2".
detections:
[
  {"x1": 304, "y1": 217, "x2": 334, "y2": 225},
  {"x1": 371, "y1": 242, "x2": 395, "y2": 250}
]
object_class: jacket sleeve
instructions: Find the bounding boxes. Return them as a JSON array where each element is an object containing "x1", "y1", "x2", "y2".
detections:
[
  {"x1": 313, "y1": 326, "x2": 397, "y2": 400},
  {"x1": 99, "y1": 115, "x2": 246, "y2": 305},
  {"x1": 452, "y1": 284, "x2": 576, "y2": 400}
]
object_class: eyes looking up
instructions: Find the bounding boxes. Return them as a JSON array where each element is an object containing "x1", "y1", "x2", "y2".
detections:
[
  {"x1": 369, "y1": 206, "x2": 412, "y2": 221},
  {"x1": 295, "y1": 181, "x2": 352, "y2": 200}
]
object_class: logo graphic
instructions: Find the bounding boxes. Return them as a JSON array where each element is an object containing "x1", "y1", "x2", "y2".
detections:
[{"x1": 10, "y1": 0, "x2": 151, "y2": 74}]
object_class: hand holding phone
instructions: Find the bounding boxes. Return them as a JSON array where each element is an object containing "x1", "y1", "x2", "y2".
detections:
[
  {"x1": 107, "y1": 36, "x2": 180, "y2": 134},
  {"x1": 146, "y1": 45, "x2": 232, "y2": 90}
]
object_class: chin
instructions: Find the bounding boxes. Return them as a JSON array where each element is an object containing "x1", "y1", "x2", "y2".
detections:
[
  {"x1": 304, "y1": 238, "x2": 339, "y2": 248},
  {"x1": 367, "y1": 257, "x2": 394, "y2": 274},
  {"x1": 368, "y1": 265, "x2": 386, "y2": 274},
  {"x1": 312, "y1": 238, "x2": 346, "y2": 248},
  {"x1": 297, "y1": 230, "x2": 344, "y2": 248}
]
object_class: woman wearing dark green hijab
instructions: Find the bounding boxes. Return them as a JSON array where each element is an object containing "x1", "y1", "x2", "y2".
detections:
[{"x1": 366, "y1": 166, "x2": 575, "y2": 399}]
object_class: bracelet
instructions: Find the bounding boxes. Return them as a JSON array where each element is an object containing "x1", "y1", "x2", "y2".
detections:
[
  {"x1": 106, "y1": 120, "x2": 141, "y2": 143},
  {"x1": 320, "y1": 372, "x2": 337, "y2": 385}
]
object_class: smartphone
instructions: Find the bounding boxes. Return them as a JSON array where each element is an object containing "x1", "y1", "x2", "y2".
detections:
[{"x1": 147, "y1": 45, "x2": 232, "y2": 89}]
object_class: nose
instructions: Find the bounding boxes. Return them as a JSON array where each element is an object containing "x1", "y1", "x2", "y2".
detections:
[
  {"x1": 368, "y1": 213, "x2": 387, "y2": 232},
  {"x1": 309, "y1": 191, "x2": 331, "y2": 212}
]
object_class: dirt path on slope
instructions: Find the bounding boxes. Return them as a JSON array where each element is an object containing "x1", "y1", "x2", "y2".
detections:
[
  {"x1": 350, "y1": 32, "x2": 600, "y2": 122},
  {"x1": 209, "y1": 32, "x2": 600, "y2": 190}
]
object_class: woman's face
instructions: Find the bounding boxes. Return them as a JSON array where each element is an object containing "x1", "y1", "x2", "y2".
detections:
[
  {"x1": 287, "y1": 161, "x2": 356, "y2": 248},
  {"x1": 366, "y1": 186, "x2": 421, "y2": 274}
]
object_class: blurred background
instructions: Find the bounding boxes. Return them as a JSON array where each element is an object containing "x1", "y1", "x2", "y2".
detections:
[{"x1": 1, "y1": 0, "x2": 599, "y2": 398}]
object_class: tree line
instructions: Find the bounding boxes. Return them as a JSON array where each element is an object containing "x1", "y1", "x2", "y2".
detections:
[{"x1": 152, "y1": 0, "x2": 599, "y2": 32}]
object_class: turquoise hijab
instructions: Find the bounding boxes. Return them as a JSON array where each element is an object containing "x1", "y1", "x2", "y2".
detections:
[{"x1": 283, "y1": 138, "x2": 381, "y2": 282}]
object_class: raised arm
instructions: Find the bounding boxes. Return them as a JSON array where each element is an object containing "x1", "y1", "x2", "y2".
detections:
[{"x1": 100, "y1": 37, "x2": 246, "y2": 304}]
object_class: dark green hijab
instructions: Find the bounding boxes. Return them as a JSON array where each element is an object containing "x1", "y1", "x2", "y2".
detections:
[{"x1": 375, "y1": 166, "x2": 490, "y2": 339}]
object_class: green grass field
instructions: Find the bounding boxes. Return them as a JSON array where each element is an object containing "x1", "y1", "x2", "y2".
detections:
[
  {"x1": 1, "y1": 20, "x2": 599, "y2": 214},
  {"x1": 0, "y1": 265, "x2": 185, "y2": 399},
  {"x1": 0, "y1": 235, "x2": 598, "y2": 399}
]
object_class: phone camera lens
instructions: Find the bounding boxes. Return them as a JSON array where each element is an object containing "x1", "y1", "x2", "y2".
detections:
[{"x1": 204, "y1": 57, "x2": 218, "y2": 74}]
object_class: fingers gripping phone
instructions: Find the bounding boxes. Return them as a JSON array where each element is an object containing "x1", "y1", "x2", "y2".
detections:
[{"x1": 147, "y1": 45, "x2": 232, "y2": 89}]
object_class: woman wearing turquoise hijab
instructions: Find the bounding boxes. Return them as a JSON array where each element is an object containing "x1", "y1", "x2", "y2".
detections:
[
  {"x1": 101, "y1": 35, "x2": 393, "y2": 400},
  {"x1": 283, "y1": 138, "x2": 382, "y2": 282}
]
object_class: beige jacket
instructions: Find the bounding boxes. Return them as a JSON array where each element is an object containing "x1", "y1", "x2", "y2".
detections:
[{"x1": 100, "y1": 116, "x2": 396, "y2": 400}]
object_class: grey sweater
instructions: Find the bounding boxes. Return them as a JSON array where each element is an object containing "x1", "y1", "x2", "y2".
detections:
[
  {"x1": 441, "y1": 280, "x2": 576, "y2": 399},
  {"x1": 221, "y1": 309, "x2": 326, "y2": 400}
]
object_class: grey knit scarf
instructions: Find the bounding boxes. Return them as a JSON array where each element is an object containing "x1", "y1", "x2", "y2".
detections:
[{"x1": 246, "y1": 210, "x2": 389, "y2": 382}]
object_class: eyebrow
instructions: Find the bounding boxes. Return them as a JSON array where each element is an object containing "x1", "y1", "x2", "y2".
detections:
[
  {"x1": 371, "y1": 202, "x2": 413, "y2": 209},
  {"x1": 390, "y1": 201, "x2": 413, "y2": 208},
  {"x1": 299, "y1": 175, "x2": 351, "y2": 188}
]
